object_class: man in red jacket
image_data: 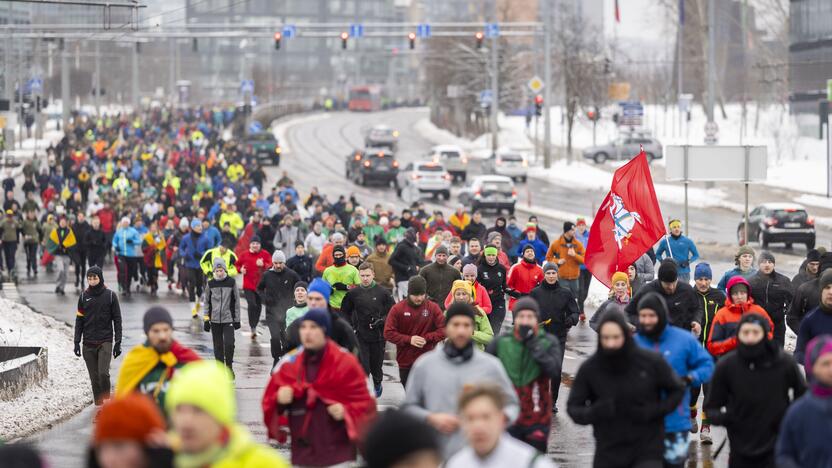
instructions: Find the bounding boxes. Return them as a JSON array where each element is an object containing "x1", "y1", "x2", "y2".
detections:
[
  {"x1": 234, "y1": 236, "x2": 272, "y2": 339},
  {"x1": 506, "y1": 244, "x2": 544, "y2": 310},
  {"x1": 383, "y1": 275, "x2": 446, "y2": 388}
]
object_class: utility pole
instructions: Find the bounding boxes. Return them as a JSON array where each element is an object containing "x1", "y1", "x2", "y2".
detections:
[
  {"x1": 169, "y1": 38, "x2": 176, "y2": 105},
  {"x1": 132, "y1": 42, "x2": 140, "y2": 110},
  {"x1": 5, "y1": 30, "x2": 11, "y2": 103},
  {"x1": 706, "y1": 0, "x2": 715, "y2": 123},
  {"x1": 542, "y1": 0, "x2": 552, "y2": 168},
  {"x1": 94, "y1": 41, "x2": 101, "y2": 115},
  {"x1": 490, "y1": 35, "x2": 499, "y2": 154},
  {"x1": 677, "y1": 3, "x2": 683, "y2": 139},
  {"x1": 61, "y1": 39, "x2": 70, "y2": 130}
]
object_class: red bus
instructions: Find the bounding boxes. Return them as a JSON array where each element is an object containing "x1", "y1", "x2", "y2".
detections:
[{"x1": 348, "y1": 85, "x2": 382, "y2": 112}]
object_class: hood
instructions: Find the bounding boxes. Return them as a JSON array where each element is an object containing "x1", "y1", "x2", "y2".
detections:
[
  {"x1": 636, "y1": 292, "x2": 668, "y2": 340},
  {"x1": 726, "y1": 275, "x2": 752, "y2": 297},
  {"x1": 594, "y1": 309, "x2": 635, "y2": 367}
]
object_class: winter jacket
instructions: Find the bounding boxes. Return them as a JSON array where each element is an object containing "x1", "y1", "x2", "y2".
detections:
[
  {"x1": 717, "y1": 267, "x2": 757, "y2": 292},
  {"x1": 787, "y1": 277, "x2": 820, "y2": 334},
  {"x1": 304, "y1": 231, "x2": 327, "y2": 257},
  {"x1": 449, "y1": 213, "x2": 470, "y2": 233},
  {"x1": 84, "y1": 228, "x2": 107, "y2": 255},
  {"x1": 625, "y1": 279, "x2": 700, "y2": 329},
  {"x1": 203, "y1": 225, "x2": 222, "y2": 249},
  {"x1": 794, "y1": 306, "x2": 832, "y2": 365},
  {"x1": 72, "y1": 220, "x2": 91, "y2": 251},
  {"x1": 341, "y1": 283, "x2": 395, "y2": 342},
  {"x1": 257, "y1": 268, "x2": 301, "y2": 312},
  {"x1": 443, "y1": 281, "x2": 492, "y2": 314},
  {"x1": 634, "y1": 253, "x2": 655, "y2": 284},
  {"x1": 286, "y1": 254, "x2": 314, "y2": 283},
  {"x1": 478, "y1": 259, "x2": 508, "y2": 316},
  {"x1": 285, "y1": 304, "x2": 308, "y2": 327},
  {"x1": 460, "y1": 221, "x2": 487, "y2": 242},
  {"x1": 655, "y1": 234, "x2": 699, "y2": 275},
  {"x1": 179, "y1": 232, "x2": 209, "y2": 269},
  {"x1": 383, "y1": 299, "x2": 445, "y2": 369},
  {"x1": 204, "y1": 276, "x2": 241, "y2": 324},
  {"x1": 506, "y1": 261, "x2": 544, "y2": 310},
  {"x1": 446, "y1": 434, "x2": 556, "y2": 468},
  {"x1": 21, "y1": 218, "x2": 41, "y2": 245},
  {"x1": 419, "y1": 262, "x2": 461, "y2": 309},
  {"x1": 112, "y1": 226, "x2": 142, "y2": 258},
  {"x1": 748, "y1": 270, "x2": 793, "y2": 347},
  {"x1": 189, "y1": 425, "x2": 288, "y2": 468},
  {"x1": 365, "y1": 251, "x2": 394, "y2": 288},
  {"x1": 790, "y1": 263, "x2": 816, "y2": 292},
  {"x1": 530, "y1": 281, "x2": 580, "y2": 339},
  {"x1": 704, "y1": 345, "x2": 806, "y2": 465},
  {"x1": 514, "y1": 238, "x2": 547, "y2": 264},
  {"x1": 776, "y1": 393, "x2": 832, "y2": 468},
  {"x1": 273, "y1": 224, "x2": 301, "y2": 253},
  {"x1": 200, "y1": 247, "x2": 239, "y2": 278},
  {"x1": 544, "y1": 235, "x2": 585, "y2": 280},
  {"x1": 460, "y1": 306, "x2": 494, "y2": 350},
  {"x1": 576, "y1": 229, "x2": 590, "y2": 271},
  {"x1": 0, "y1": 217, "x2": 20, "y2": 243},
  {"x1": 74, "y1": 285, "x2": 122, "y2": 346},
  {"x1": 706, "y1": 297, "x2": 774, "y2": 357},
  {"x1": 218, "y1": 211, "x2": 244, "y2": 236},
  {"x1": 695, "y1": 287, "x2": 726, "y2": 351},
  {"x1": 285, "y1": 309, "x2": 359, "y2": 355},
  {"x1": 234, "y1": 249, "x2": 272, "y2": 291},
  {"x1": 322, "y1": 264, "x2": 360, "y2": 309},
  {"x1": 388, "y1": 239, "x2": 422, "y2": 282}
]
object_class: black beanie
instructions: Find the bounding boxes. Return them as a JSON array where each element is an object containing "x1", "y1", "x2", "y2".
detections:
[
  {"x1": 361, "y1": 410, "x2": 440, "y2": 468},
  {"x1": 445, "y1": 302, "x2": 476, "y2": 323},
  {"x1": 820, "y1": 253, "x2": 832, "y2": 274},
  {"x1": 658, "y1": 259, "x2": 678, "y2": 283},
  {"x1": 408, "y1": 275, "x2": 427, "y2": 296},
  {"x1": 86, "y1": 265, "x2": 103, "y2": 282},
  {"x1": 806, "y1": 249, "x2": 821, "y2": 263},
  {"x1": 333, "y1": 245, "x2": 346, "y2": 255},
  {"x1": 820, "y1": 269, "x2": 832, "y2": 292},
  {"x1": 512, "y1": 296, "x2": 540, "y2": 318},
  {"x1": 143, "y1": 306, "x2": 173, "y2": 334}
]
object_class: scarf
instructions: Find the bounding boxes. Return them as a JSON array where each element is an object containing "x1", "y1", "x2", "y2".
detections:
[{"x1": 443, "y1": 340, "x2": 474, "y2": 364}]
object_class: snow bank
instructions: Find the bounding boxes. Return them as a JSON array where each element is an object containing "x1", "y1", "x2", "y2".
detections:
[{"x1": 0, "y1": 299, "x2": 90, "y2": 440}]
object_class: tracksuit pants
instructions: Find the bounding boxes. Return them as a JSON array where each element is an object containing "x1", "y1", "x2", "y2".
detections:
[
  {"x1": 358, "y1": 339, "x2": 385, "y2": 387},
  {"x1": 211, "y1": 323, "x2": 235, "y2": 370},
  {"x1": 244, "y1": 289, "x2": 262, "y2": 330},
  {"x1": 82, "y1": 342, "x2": 112, "y2": 405}
]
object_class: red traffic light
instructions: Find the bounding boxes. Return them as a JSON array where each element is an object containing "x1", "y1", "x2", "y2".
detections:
[
  {"x1": 408, "y1": 32, "x2": 416, "y2": 49},
  {"x1": 340, "y1": 31, "x2": 349, "y2": 49},
  {"x1": 273, "y1": 32, "x2": 282, "y2": 50},
  {"x1": 475, "y1": 31, "x2": 484, "y2": 48},
  {"x1": 534, "y1": 94, "x2": 543, "y2": 105},
  {"x1": 587, "y1": 110, "x2": 596, "y2": 120}
]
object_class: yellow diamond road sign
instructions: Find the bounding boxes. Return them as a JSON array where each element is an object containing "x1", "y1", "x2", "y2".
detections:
[{"x1": 528, "y1": 76, "x2": 544, "y2": 93}]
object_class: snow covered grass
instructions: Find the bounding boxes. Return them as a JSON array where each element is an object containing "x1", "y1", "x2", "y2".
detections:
[{"x1": 0, "y1": 299, "x2": 90, "y2": 440}]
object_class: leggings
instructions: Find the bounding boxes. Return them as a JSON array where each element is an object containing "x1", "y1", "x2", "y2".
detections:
[
  {"x1": 74, "y1": 250, "x2": 88, "y2": 286},
  {"x1": 210, "y1": 323, "x2": 235, "y2": 370},
  {"x1": 24, "y1": 242, "x2": 37, "y2": 273}
]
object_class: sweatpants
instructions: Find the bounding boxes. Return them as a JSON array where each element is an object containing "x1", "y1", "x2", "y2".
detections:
[
  {"x1": 488, "y1": 304, "x2": 506, "y2": 335},
  {"x1": 264, "y1": 305, "x2": 288, "y2": 361},
  {"x1": 82, "y1": 341, "x2": 112, "y2": 404},
  {"x1": 578, "y1": 269, "x2": 592, "y2": 313},
  {"x1": 211, "y1": 323, "x2": 235, "y2": 370},
  {"x1": 117, "y1": 256, "x2": 138, "y2": 292},
  {"x1": 74, "y1": 250, "x2": 87, "y2": 287},
  {"x1": 2, "y1": 241, "x2": 17, "y2": 273},
  {"x1": 55, "y1": 254, "x2": 71, "y2": 290},
  {"x1": 551, "y1": 335, "x2": 567, "y2": 406},
  {"x1": 24, "y1": 242, "x2": 38, "y2": 274},
  {"x1": 358, "y1": 339, "x2": 385, "y2": 387},
  {"x1": 185, "y1": 267, "x2": 204, "y2": 302},
  {"x1": 244, "y1": 289, "x2": 262, "y2": 330}
]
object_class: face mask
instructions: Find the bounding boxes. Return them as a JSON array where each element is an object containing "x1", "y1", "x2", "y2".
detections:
[
  {"x1": 737, "y1": 339, "x2": 767, "y2": 362},
  {"x1": 515, "y1": 324, "x2": 535, "y2": 341},
  {"x1": 334, "y1": 256, "x2": 346, "y2": 266}
]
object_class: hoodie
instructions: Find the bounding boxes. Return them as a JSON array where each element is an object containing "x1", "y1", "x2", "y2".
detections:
[{"x1": 707, "y1": 277, "x2": 774, "y2": 358}]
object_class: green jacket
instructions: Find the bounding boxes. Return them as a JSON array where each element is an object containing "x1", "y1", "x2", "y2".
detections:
[
  {"x1": 0, "y1": 217, "x2": 20, "y2": 243},
  {"x1": 21, "y1": 219, "x2": 40, "y2": 244},
  {"x1": 321, "y1": 264, "x2": 360, "y2": 309}
]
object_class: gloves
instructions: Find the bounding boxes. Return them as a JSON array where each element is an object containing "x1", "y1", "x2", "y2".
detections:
[
  {"x1": 74, "y1": 342, "x2": 81, "y2": 357},
  {"x1": 332, "y1": 282, "x2": 348, "y2": 291},
  {"x1": 233, "y1": 322, "x2": 241, "y2": 330},
  {"x1": 203, "y1": 320, "x2": 211, "y2": 332},
  {"x1": 112, "y1": 342, "x2": 122, "y2": 358}
]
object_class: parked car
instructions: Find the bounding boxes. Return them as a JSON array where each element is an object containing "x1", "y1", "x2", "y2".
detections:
[
  {"x1": 486, "y1": 150, "x2": 528, "y2": 182},
  {"x1": 345, "y1": 148, "x2": 399, "y2": 186},
  {"x1": 395, "y1": 161, "x2": 452, "y2": 200},
  {"x1": 427, "y1": 145, "x2": 468, "y2": 182},
  {"x1": 582, "y1": 136, "x2": 663, "y2": 164},
  {"x1": 457, "y1": 175, "x2": 517, "y2": 214},
  {"x1": 244, "y1": 132, "x2": 281, "y2": 165},
  {"x1": 737, "y1": 203, "x2": 815, "y2": 249},
  {"x1": 364, "y1": 125, "x2": 399, "y2": 150}
]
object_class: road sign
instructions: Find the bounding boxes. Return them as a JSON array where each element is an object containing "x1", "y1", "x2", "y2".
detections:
[
  {"x1": 282, "y1": 25, "x2": 296, "y2": 39},
  {"x1": 240, "y1": 79, "x2": 255, "y2": 94},
  {"x1": 678, "y1": 93, "x2": 693, "y2": 113},
  {"x1": 704, "y1": 121, "x2": 719, "y2": 145},
  {"x1": 479, "y1": 89, "x2": 493, "y2": 107},
  {"x1": 248, "y1": 121, "x2": 263, "y2": 134},
  {"x1": 417, "y1": 23, "x2": 431, "y2": 38},
  {"x1": 349, "y1": 24, "x2": 364, "y2": 38},
  {"x1": 485, "y1": 23, "x2": 500, "y2": 38},
  {"x1": 27, "y1": 78, "x2": 43, "y2": 93},
  {"x1": 527, "y1": 76, "x2": 544, "y2": 93}
]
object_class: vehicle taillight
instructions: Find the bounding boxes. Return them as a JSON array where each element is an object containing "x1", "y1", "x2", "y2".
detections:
[
  {"x1": 392, "y1": 160, "x2": 399, "y2": 168},
  {"x1": 521, "y1": 159, "x2": 528, "y2": 167},
  {"x1": 474, "y1": 190, "x2": 481, "y2": 197},
  {"x1": 411, "y1": 173, "x2": 421, "y2": 180},
  {"x1": 512, "y1": 189, "x2": 518, "y2": 198},
  {"x1": 354, "y1": 153, "x2": 361, "y2": 161},
  {"x1": 443, "y1": 173, "x2": 452, "y2": 181},
  {"x1": 363, "y1": 160, "x2": 371, "y2": 167},
  {"x1": 764, "y1": 217, "x2": 778, "y2": 227},
  {"x1": 807, "y1": 216, "x2": 815, "y2": 227}
]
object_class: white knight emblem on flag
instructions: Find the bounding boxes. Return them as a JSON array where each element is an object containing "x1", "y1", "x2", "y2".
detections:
[{"x1": 604, "y1": 193, "x2": 643, "y2": 248}]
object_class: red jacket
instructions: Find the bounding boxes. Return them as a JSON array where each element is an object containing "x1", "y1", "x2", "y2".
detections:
[
  {"x1": 96, "y1": 208, "x2": 115, "y2": 233},
  {"x1": 383, "y1": 299, "x2": 446, "y2": 369},
  {"x1": 235, "y1": 249, "x2": 273, "y2": 291},
  {"x1": 706, "y1": 297, "x2": 774, "y2": 356},
  {"x1": 444, "y1": 281, "x2": 493, "y2": 314},
  {"x1": 507, "y1": 260, "x2": 544, "y2": 310}
]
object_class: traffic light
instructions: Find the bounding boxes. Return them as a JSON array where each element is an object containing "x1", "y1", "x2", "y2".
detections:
[
  {"x1": 274, "y1": 32, "x2": 282, "y2": 50},
  {"x1": 475, "y1": 31, "x2": 484, "y2": 49},
  {"x1": 408, "y1": 32, "x2": 416, "y2": 50},
  {"x1": 587, "y1": 107, "x2": 601, "y2": 121},
  {"x1": 534, "y1": 94, "x2": 543, "y2": 117},
  {"x1": 341, "y1": 32, "x2": 349, "y2": 50}
]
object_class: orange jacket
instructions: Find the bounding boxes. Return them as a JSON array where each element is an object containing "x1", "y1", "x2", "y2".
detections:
[
  {"x1": 545, "y1": 235, "x2": 585, "y2": 280},
  {"x1": 315, "y1": 243, "x2": 335, "y2": 274},
  {"x1": 706, "y1": 297, "x2": 774, "y2": 356}
]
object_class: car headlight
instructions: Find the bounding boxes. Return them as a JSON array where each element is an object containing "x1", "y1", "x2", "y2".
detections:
[{"x1": 275, "y1": 147, "x2": 282, "y2": 154}]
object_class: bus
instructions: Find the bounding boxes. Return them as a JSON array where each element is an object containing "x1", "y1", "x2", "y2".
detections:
[{"x1": 348, "y1": 85, "x2": 382, "y2": 112}]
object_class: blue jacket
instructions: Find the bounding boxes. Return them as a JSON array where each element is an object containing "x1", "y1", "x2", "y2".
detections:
[
  {"x1": 635, "y1": 325, "x2": 714, "y2": 432},
  {"x1": 576, "y1": 229, "x2": 589, "y2": 271},
  {"x1": 655, "y1": 235, "x2": 699, "y2": 274},
  {"x1": 716, "y1": 267, "x2": 757, "y2": 292},
  {"x1": 515, "y1": 238, "x2": 548, "y2": 265},
  {"x1": 179, "y1": 232, "x2": 212, "y2": 269},
  {"x1": 112, "y1": 226, "x2": 142, "y2": 258},
  {"x1": 776, "y1": 393, "x2": 832, "y2": 468},
  {"x1": 794, "y1": 307, "x2": 832, "y2": 365},
  {"x1": 204, "y1": 225, "x2": 222, "y2": 248}
]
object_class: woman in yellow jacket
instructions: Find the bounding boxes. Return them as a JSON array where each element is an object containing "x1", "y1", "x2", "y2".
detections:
[
  {"x1": 447, "y1": 279, "x2": 494, "y2": 350},
  {"x1": 142, "y1": 221, "x2": 167, "y2": 295}
]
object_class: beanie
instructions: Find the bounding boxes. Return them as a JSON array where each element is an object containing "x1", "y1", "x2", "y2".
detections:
[
  {"x1": 272, "y1": 249, "x2": 286, "y2": 263},
  {"x1": 307, "y1": 277, "x2": 332, "y2": 303},
  {"x1": 735, "y1": 245, "x2": 755, "y2": 264},
  {"x1": 563, "y1": 221, "x2": 575, "y2": 233},
  {"x1": 487, "y1": 231, "x2": 501, "y2": 244},
  {"x1": 86, "y1": 265, "x2": 103, "y2": 282},
  {"x1": 657, "y1": 259, "x2": 678, "y2": 283},
  {"x1": 445, "y1": 302, "x2": 476, "y2": 323},
  {"x1": 143, "y1": 306, "x2": 173, "y2": 334},
  {"x1": 346, "y1": 245, "x2": 361, "y2": 257},
  {"x1": 333, "y1": 245, "x2": 346, "y2": 256},
  {"x1": 94, "y1": 393, "x2": 165, "y2": 446},
  {"x1": 694, "y1": 263, "x2": 713, "y2": 280},
  {"x1": 820, "y1": 269, "x2": 832, "y2": 292},
  {"x1": 190, "y1": 219, "x2": 201, "y2": 230},
  {"x1": 434, "y1": 245, "x2": 449, "y2": 256},
  {"x1": 407, "y1": 275, "x2": 427, "y2": 296},
  {"x1": 294, "y1": 281, "x2": 308, "y2": 291},
  {"x1": 448, "y1": 256, "x2": 461, "y2": 267},
  {"x1": 179, "y1": 217, "x2": 189, "y2": 230},
  {"x1": 726, "y1": 276, "x2": 751, "y2": 296},
  {"x1": 737, "y1": 312, "x2": 770, "y2": 336},
  {"x1": 165, "y1": 361, "x2": 235, "y2": 427},
  {"x1": 512, "y1": 296, "x2": 540, "y2": 318},
  {"x1": 576, "y1": 217, "x2": 587, "y2": 226},
  {"x1": 804, "y1": 335, "x2": 832, "y2": 384},
  {"x1": 522, "y1": 243, "x2": 536, "y2": 255},
  {"x1": 250, "y1": 235, "x2": 261, "y2": 244},
  {"x1": 331, "y1": 232, "x2": 345, "y2": 242},
  {"x1": 300, "y1": 308, "x2": 331, "y2": 336},
  {"x1": 543, "y1": 262, "x2": 559, "y2": 273},
  {"x1": 611, "y1": 271, "x2": 629, "y2": 286},
  {"x1": 758, "y1": 251, "x2": 775, "y2": 265},
  {"x1": 807, "y1": 249, "x2": 821, "y2": 263},
  {"x1": 212, "y1": 256, "x2": 227, "y2": 272},
  {"x1": 362, "y1": 410, "x2": 440, "y2": 468},
  {"x1": 450, "y1": 280, "x2": 473, "y2": 299},
  {"x1": 462, "y1": 263, "x2": 478, "y2": 277}
]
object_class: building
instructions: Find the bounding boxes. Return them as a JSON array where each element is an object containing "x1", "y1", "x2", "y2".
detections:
[{"x1": 789, "y1": 0, "x2": 832, "y2": 115}]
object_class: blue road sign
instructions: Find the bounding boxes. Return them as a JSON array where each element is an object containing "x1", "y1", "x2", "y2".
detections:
[
  {"x1": 479, "y1": 89, "x2": 494, "y2": 106},
  {"x1": 248, "y1": 121, "x2": 263, "y2": 134},
  {"x1": 282, "y1": 25, "x2": 296, "y2": 38},
  {"x1": 349, "y1": 24, "x2": 364, "y2": 38},
  {"x1": 417, "y1": 23, "x2": 431, "y2": 38},
  {"x1": 27, "y1": 78, "x2": 43, "y2": 93},
  {"x1": 485, "y1": 23, "x2": 500, "y2": 38},
  {"x1": 619, "y1": 101, "x2": 644, "y2": 116},
  {"x1": 240, "y1": 79, "x2": 255, "y2": 94}
]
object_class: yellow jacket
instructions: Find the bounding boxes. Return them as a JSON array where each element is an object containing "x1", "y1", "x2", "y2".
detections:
[
  {"x1": 218, "y1": 211, "x2": 244, "y2": 236},
  {"x1": 226, "y1": 163, "x2": 245, "y2": 183}
]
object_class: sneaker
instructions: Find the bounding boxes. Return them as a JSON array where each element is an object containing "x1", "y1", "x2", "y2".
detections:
[
  {"x1": 690, "y1": 416, "x2": 699, "y2": 434},
  {"x1": 374, "y1": 384, "x2": 383, "y2": 398},
  {"x1": 700, "y1": 424, "x2": 712, "y2": 445}
]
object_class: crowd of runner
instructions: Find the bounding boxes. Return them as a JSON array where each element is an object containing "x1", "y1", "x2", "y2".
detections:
[{"x1": 1, "y1": 106, "x2": 832, "y2": 468}]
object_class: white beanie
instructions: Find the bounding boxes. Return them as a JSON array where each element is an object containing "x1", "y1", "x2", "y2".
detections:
[{"x1": 272, "y1": 250, "x2": 286, "y2": 263}]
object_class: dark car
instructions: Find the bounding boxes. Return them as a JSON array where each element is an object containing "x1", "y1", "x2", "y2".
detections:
[
  {"x1": 737, "y1": 203, "x2": 815, "y2": 249},
  {"x1": 244, "y1": 132, "x2": 281, "y2": 165},
  {"x1": 345, "y1": 148, "x2": 399, "y2": 186}
]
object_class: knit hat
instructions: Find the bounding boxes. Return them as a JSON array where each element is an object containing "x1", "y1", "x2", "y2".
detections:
[
  {"x1": 190, "y1": 218, "x2": 201, "y2": 230},
  {"x1": 165, "y1": 361, "x2": 235, "y2": 427},
  {"x1": 657, "y1": 259, "x2": 678, "y2": 283},
  {"x1": 524, "y1": 222, "x2": 537, "y2": 232},
  {"x1": 179, "y1": 217, "x2": 189, "y2": 230},
  {"x1": 512, "y1": 296, "x2": 540, "y2": 318},
  {"x1": 374, "y1": 235, "x2": 387, "y2": 246},
  {"x1": 487, "y1": 231, "x2": 501, "y2": 244},
  {"x1": 121, "y1": 216, "x2": 131, "y2": 225},
  {"x1": 726, "y1": 276, "x2": 751, "y2": 296},
  {"x1": 804, "y1": 335, "x2": 832, "y2": 391},
  {"x1": 543, "y1": 262, "x2": 559, "y2": 273},
  {"x1": 250, "y1": 235, "x2": 261, "y2": 244},
  {"x1": 450, "y1": 279, "x2": 473, "y2": 299},
  {"x1": 333, "y1": 245, "x2": 346, "y2": 256},
  {"x1": 86, "y1": 265, "x2": 103, "y2": 282},
  {"x1": 694, "y1": 263, "x2": 713, "y2": 280},
  {"x1": 331, "y1": 232, "x2": 345, "y2": 242},
  {"x1": 807, "y1": 249, "x2": 822, "y2": 263},
  {"x1": 611, "y1": 271, "x2": 629, "y2": 286},
  {"x1": 347, "y1": 245, "x2": 361, "y2": 257},
  {"x1": 758, "y1": 251, "x2": 775, "y2": 264},
  {"x1": 294, "y1": 281, "x2": 308, "y2": 291},
  {"x1": 821, "y1": 269, "x2": 832, "y2": 292},
  {"x1": 434, "y1": 245, "x2": 449, "y2": 256},
  {"x1": 212, "y1": 257, "x2": 226, "y2": 272},
  {"x1": 522, "y1": 243, "x2": 536, "y2": 255},
  {"x1": 361, "y1": 410, "x2": 441, "y2": 468},
  {"x1": 272, "y1": 250, "x2": 286, "y2": 263},
  {"x1": 94, "y1": 393, "x2": 165, "y2": 446},
  {"x1": 737, "y1": 312, "x2": 770, "y2": 336},
  {"x1": 300, "y1": 308, "x2": 331, "y2": 336},
  {"x1": 576, "y1": 217, "x2": 587, "y2": 226},
  {"x1": 563, "y1": 221, "x2": 575, "y2": 233},
  {"x1": 735, "y1": 245, "x2": 755, "y2": 263},
  {"x1": 462, "y1": 263, "x2": 478, "y2": 276},
  {"x1": 307, "y1": 277, "x2": 331, "y2": 303},
  {"x1": 445, "y1": 301, "x2": 476, "y2": 323},
  {"x1": 143, "y1": 306, "x2": 173, "y2": 334},
  {"x1": 408, "y1": 275, "x2": 427, "y2": 296}
]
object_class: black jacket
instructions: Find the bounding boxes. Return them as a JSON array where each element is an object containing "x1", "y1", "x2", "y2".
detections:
[
  {"x1": 74, "y1": 285, "x2": 122, "y2": 346},
  {"x1": 340, "y1": 283, "x2": 395, "y2": 342},
  {"x1": 694, "y1": 287, "x2": 726, "y2": 349},
  {"x1": 388, "y1": 239, "x2": 422, "y2": 282},
  {"x1": 286, "y1": 254, "x2": 314, "y2": 283},
  {"x1": 748, "y1": 270, "x2": 793, "y2": 347},
  {"x1": 625, "y1": 280, "x2": 700, "y2": 329},
  {"x1": 84, "y1": 228, "x2": 108, "y2": 254},
  {"x1": 787, "y1": 278, "x2": 820, "y2": 334},
  {"x1": 704, "y1": 345, "x2": 806, "y2": 463},
  {"x1": 530, "y1": 281, "x2": 580, "y2": 339},
  {"x1": 478, "y1": 260, "x2": 508, "y2": 314},
  {"x1": 72, "y1": 220, "x2": 91, "y2": 252},
  {"x1": 286, "y1": 309, "x2": 360, "y2": 355},
  {"x1": 791, "y1": 260, "x2": 816, "y2": 291},
  {"x1": 256, "y1": 267, "x2": 301, "y2": 312},
  {"x1": 460, "y1": 221, "x2": 487, "y2": 242}
]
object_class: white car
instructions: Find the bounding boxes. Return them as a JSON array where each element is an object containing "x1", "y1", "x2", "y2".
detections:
[
  {"x1": 395, "y1": 161, "x2": 452, "y2": 200},
  {"x1": 486, "y1": 150, "x2": 528, "y2": 182},
  {"x1": 457, "y1": 175, "x2": 517, "y2": 214},
  {"x1": 426, "y1": 145, "x2": 468, "y2": 182}
]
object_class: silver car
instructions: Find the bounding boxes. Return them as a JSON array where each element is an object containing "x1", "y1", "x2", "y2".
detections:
[
  {"x1": 457, "y1": 175, "x2": 517, "y2": 214},
  {"x1": 427, "y1": 145, "x2": 468, "y2": 182},
  {"x1": 395, "y1": 161, "x2": 452, "y2": 200},
  {"x1": 485, "y1": 150, "x2": 528, "y2": 182},
  {"x1": 364, "y1": 125, "x2": 399, "y2": 150},
  {"x1": 582, "y1": 136, "x2": 663, "y2": 164}
]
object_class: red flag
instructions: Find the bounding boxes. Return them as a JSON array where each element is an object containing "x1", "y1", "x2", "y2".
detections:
[
  {"x1": 585, "y1": 151, "x2": 665, "y2": 287},
  {"x1": 615, "y1": 0, "x2": 621, "y2": 23}
]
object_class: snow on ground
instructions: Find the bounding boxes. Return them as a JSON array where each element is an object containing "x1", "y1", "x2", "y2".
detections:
[
  {"x1": 0, "y1": 299, "x2": 90, "y2": 440},
  {"x1": 272, "y1": 113, "x2": 331, "y2": 154}
]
